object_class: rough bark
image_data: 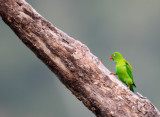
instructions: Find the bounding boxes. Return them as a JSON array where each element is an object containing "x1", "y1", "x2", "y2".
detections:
[{"x1": 0, "y1": 0, "x2": 159, "y2": 117}]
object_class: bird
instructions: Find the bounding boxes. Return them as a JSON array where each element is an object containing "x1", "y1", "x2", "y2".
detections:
[{"x1": 110, "y1": 52, "x2": 136, "y2": 92}]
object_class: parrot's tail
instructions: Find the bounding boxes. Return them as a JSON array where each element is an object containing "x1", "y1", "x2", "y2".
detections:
[
  {"x1": 130, "y1": 85, "x2": 134, "y2": 92},
  {"x1": 133, "y1": 82, "x2": 136, "y2": 87}
]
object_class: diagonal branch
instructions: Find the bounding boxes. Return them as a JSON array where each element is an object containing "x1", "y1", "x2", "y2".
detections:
[{"x1": 0, "y1": 0, "x2": 159, "y2": 117}]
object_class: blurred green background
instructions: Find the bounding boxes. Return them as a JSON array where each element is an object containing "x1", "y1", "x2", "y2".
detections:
[{"x1": 0, "y1": 0, "x2": 160, "y2": 117}]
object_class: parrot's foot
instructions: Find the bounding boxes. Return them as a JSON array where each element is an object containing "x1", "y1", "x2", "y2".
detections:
[{"x1": 110, "y1": 72, "x2": 116, "y2": 75}]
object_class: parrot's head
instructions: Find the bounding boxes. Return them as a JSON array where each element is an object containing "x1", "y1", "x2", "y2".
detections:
[{"x1": 110, "y1": 52, "x2": 123, "y2": 62}]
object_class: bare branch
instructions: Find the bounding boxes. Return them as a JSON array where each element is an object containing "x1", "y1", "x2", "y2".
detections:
[{"x1": 0, "y1": 0, "x2": 159, "y2": 117}]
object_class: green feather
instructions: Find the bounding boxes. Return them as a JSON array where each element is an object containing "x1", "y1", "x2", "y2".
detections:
[
  {"x1": 130, "y1": 85, "x2": 134, "y2": 92},
  {"x1": 110, "y1": 52, "x2": 136, "y2": 92}
]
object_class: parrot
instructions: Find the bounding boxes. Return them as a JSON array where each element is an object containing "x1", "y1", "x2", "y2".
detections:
[{"x1": 110, "y1": 52, "x2": 136, "y2": 92}]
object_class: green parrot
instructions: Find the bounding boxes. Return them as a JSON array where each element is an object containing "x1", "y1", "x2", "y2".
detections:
[{"x1": 110, "y1": 52, "x2": 136, "y2": 92}]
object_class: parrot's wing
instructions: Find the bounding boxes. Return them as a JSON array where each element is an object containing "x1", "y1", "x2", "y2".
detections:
[
  {"x1": 125, "y1": 60, "x2": 132, "y2": 71},
  {"x1": 124, "y1": 60, "x2": 133, "y2": 80},
  {"x1": 125, "y1": 60, "x2": 136, "y2": 87}
]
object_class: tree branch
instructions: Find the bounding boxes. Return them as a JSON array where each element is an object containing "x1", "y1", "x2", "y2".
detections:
[{"x1": 0, "y1": 0, "x2": 159, "y2": 117}]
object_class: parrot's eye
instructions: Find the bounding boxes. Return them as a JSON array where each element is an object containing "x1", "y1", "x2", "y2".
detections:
[{"x1": 113, "y1": 54, "x2": 116, "y2": 57}]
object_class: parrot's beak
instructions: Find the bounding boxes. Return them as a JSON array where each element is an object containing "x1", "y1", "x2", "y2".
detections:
[{"x1": 110, "y1": 56, "x2": 113, "y2": 59}]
